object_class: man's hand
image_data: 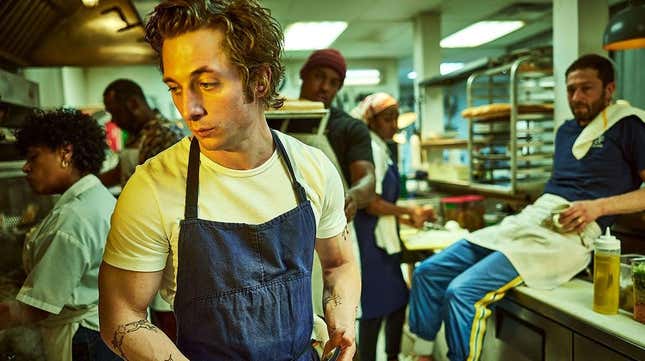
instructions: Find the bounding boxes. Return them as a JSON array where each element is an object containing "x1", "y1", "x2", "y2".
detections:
[
  {"x1": 344, "y1": 193, "x2": 358, "y2": 222},
  {"x1": 559, "y1": 199, "x2": 604, "y2": 232},
  {"x1": 323, "y1": 326, "x2": 356, "y2": 361}
]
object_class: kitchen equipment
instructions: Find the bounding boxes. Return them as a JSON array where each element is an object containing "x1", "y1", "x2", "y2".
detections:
[
  {"x1": 542, "y1": 204, "x2": 570, "y2": 233},
  {"x1": 440, "y1": 195, "x2": 485, "y2": 231},
  {"x1": 264, "y1": 102, "x2": 339, "y2": 178},
  {"x1": 632, "y1": 257, "x2": 645, "y2": 323},
  {"x1": 464, "y1": 53, "x2": 554, "y2": 195},
  {"x1": 593, "y1": 228, "x2": 621, "y2": 315},
  {"x1": 619, "y1": 254, "x2": 644, "y2": 312}
]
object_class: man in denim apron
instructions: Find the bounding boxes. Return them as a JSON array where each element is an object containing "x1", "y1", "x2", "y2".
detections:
[{"x1": 98, "y1": 1, "x2": 361, "y2": 360}]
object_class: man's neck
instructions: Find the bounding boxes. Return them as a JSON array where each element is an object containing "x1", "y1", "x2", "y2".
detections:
[{"x1": 199, "y1": 119, "x2": 275, "y2": 170}]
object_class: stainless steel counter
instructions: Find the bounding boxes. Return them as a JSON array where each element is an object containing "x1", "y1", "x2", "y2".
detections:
[{"x1": 496, "y1": 279, "x2": 645, "y2": 360}]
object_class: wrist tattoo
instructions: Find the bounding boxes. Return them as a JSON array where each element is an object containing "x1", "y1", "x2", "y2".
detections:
[
  {"x1": 112, "y1": 319, "x2": 159, "y2": 360},
  {"x1": 324, "y1": 295, "x2": 343, "y2": 307}
]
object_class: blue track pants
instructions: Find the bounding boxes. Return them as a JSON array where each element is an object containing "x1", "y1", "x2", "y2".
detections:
[{"x1": 408, "y1": 239, "x2": 523, "y2": 361}]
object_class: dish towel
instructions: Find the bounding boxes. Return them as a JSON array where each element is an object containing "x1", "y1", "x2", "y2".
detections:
[
  {"x1": 375, "y1": 215, "x2": 401, "y2": 254},
  {"x1": 572, "y1": 100, "x2": 645, "y2": 159}
]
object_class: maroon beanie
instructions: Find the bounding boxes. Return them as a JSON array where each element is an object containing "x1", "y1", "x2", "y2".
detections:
[{"x1": 299, "y1": 49, "x2": 347, "y2": 85}]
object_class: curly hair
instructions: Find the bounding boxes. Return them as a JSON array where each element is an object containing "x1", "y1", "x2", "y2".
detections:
[
  {"x1": 144, "y1": 0, "x2": 285, "y2": 109},
  {"x1": 15, "y1": 108, "x2": 107, "y2": 175}
]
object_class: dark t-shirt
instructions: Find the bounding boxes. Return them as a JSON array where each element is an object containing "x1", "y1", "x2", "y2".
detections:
[
  {"x1": 543, "y1": 115, "x2": 645, "y2": 229},
  {"x1": 326, "y1": 107, "x2": 374, "y2": 185}
]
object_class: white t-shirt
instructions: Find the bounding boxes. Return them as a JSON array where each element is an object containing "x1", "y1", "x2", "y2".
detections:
[{"x1": 103, "y1": 131, "x2": 346, "y2": 305}]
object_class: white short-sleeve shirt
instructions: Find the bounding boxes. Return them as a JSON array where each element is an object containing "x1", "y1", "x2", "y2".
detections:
[
  {"x1": 17, "y1": 175, "x2": 116, "y2": 331},
  {"x1": 103, "y1": 131, "x2": 346, "y2": 305}
]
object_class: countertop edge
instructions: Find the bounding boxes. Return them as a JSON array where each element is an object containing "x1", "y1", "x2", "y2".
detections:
[{"x1": 506, "y1": 280, "x2": 645, "y2": 359}]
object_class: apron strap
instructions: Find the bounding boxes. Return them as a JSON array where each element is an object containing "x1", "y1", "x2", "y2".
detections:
[
  {"x1": 185, "y1": 137, "x2": 201, "y2": 219},
  {"x1": 270, "y1": 130, "x2": 308, "y2": 204},
  {"x1": 184, "y1": 132, "x2": 308, "y2": 220}
]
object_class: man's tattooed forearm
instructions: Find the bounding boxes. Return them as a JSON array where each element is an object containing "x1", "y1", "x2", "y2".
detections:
[
  {"x1": 111, "y1": 319, "x2": 159, "y2": 360},
  {"x1": 324, "y1": 294, "x2": 343, "y2": 307}
]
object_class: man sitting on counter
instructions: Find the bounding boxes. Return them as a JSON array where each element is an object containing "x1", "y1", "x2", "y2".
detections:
[{"x1": 409, "y1": 54, "x2": 645, "y2": 361}]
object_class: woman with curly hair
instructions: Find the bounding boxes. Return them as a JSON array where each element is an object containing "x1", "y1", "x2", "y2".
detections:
[{"x1": 0, "y1": 108, "x2": 118, "y2": 361}]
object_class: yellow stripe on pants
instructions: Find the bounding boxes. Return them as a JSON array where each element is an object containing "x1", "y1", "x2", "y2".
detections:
[{"x1": 466, "y1": 276, "x2": 523, "y2": 361}]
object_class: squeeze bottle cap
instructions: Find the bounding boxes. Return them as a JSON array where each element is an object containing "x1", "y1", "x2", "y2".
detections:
[{"x1": 594, "y1": 228, "x2": 620, "y2": 251}]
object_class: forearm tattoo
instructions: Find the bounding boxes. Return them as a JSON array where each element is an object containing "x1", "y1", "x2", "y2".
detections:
[
  {"x1": 112, "y1": 319, "x2": 159, "y2": 360},
  {"x1": 164, "y1": 357, "x2": 174, "y2": 361},
  {"x1": 342, "y1": 226, "x2": 350, "y2": 242},
  {"x1": 324, "y1": 294, "x2": 343, "y2": 307}
]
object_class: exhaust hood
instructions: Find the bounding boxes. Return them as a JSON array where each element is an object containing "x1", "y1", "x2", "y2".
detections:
[{"x1": 0, "y1": 0, "x2": 156, "y2": 68}]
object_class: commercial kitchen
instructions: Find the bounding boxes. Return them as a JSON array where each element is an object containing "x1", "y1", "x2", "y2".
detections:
[{"x1": 0, "y1": 0, "x2": 644, "y2": 360}]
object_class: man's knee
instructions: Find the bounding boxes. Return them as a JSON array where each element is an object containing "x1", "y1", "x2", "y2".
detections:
[
  {"x1": 444, "y1": 278, "x2": 469, "y2": 305},
  {"x1": 414, "y1": 254, "x2": 444, "y2": 277},
  {"x1": 412, "y1": 259, "x2": 438, "y2": 286}
]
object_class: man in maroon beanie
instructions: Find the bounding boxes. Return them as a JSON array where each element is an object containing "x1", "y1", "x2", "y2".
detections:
[{"x1": 299, "y1": 49, "x2": 375, "y2": 222}]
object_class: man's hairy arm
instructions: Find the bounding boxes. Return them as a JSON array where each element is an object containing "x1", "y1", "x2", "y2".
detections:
[
  {"x1": 561, "y1": 170, "x2": 645, "y2": 231},
  {"x1": 99, "y1": 262, "x2": 188, "y2": 361},
  {"x1": 316, "y1": 226, "x2": 361, "y2": 361}
]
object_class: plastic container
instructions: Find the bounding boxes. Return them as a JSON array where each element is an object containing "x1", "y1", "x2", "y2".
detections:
[
  {"x1": 593, "y1": 228, "x2": 621, "y2": 315},
  {"x1": 618, "y1": 254, "x2": 644, "y2": 312},
  {"x1": 440, "y1": 195, "x2": 485, "y2": 231},
  {"x1": 632, "y1": 257, "x2": 645, "y2": 323}
]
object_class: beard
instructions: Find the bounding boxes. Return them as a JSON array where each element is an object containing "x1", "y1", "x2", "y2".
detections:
[{"x1": 570, "y1": 90, "x2": 608, "y2": 124}]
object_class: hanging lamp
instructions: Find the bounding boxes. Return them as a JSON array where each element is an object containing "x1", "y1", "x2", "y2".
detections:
[{"x1": 603, "y1": 1, "x2": 645, "y2": 50}]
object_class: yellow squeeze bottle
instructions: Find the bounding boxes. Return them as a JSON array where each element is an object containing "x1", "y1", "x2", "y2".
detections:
[{"x1": 593, "y1": 228, "x2": 620, "y2": 314}]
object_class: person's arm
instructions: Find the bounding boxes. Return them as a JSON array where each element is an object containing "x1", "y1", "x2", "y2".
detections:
[
  {"x1": 343, "y1": 116, "x2": 377, "y2": 222},
  {"x1": 345, "y1": 160, "x2": 376, "y2": 221},
  {"x1": 560, "y1": 170, "x2": 645, "y2": 231},
  {"x1": 315, "y1": 226, "x2": 361, "y2": 361},
  {"x1": 0, "y1": 301, "x2": 50, "y2": 329},
  {"x1": 365, "y1": 195, "x2": 432, "y2": 228},
  {"x1": 99, "y1": 263, "x2": 188, "y2": 361}
]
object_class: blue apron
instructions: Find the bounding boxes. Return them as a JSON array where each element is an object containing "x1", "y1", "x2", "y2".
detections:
[
  {"x1": 174, "y1": 132, "x2": 317, "y2": 360},
  {"x1": 354, "y1": 159, "x2": 409, "y2": 319}
]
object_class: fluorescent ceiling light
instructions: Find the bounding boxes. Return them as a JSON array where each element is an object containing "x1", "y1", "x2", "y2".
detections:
[
  {"x1": 440, "y1": 21, "x2": 525, "y2": 48},
  {"x1": 284, "y1": 22, "x2": 347, "y2": 51},
  {"x1": 345, "y1": 69, "x2": 380, "y2": 86},
  {"x1": 406, "y1": 63, "x2": 464, "y2": 80},
  {"x1": 82, "y1": 0, "x2": 99, "y2": 7},
  {"x1": 440, "y1": 62, "x2": 465, "y2": 75}
]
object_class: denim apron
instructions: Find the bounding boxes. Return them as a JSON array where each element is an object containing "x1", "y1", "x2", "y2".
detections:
[
  {"x1": 175, "y1": 132, "x2": 317, "y2": 360},
  {"x1": 354, "y1": 159, "x2": 409, "y2": 319}
]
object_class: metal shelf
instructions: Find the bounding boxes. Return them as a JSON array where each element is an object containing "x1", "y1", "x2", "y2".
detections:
[
  {"x1": 420, "y1": 138, "x2": 468, "y2": 149},
  {"x1": 466, "y1": 55, "x2": 555, "y2": 195}
]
